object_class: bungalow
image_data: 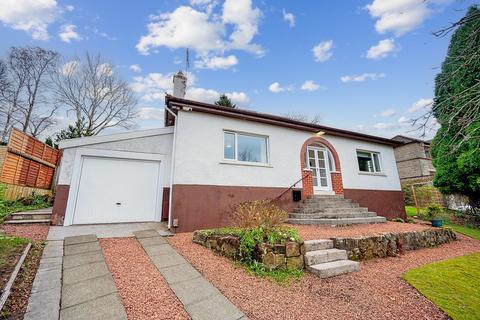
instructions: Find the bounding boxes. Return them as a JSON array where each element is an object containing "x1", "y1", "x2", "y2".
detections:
[{"x1": 51, "y1": 72, "x2": 406, "y2": 232}]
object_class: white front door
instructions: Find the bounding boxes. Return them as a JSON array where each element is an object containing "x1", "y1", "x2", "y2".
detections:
[
  {"x1": 306, "y1": 147, "x2": 332, "y2": 192},
  {"x1": 72, "y1": 156, "x2": 162, "y2": 225}
]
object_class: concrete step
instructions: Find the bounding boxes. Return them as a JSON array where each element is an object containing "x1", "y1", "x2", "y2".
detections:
[
  {"x1": 4, "y1": 219, "x2": 51, "y2": 224},
  {"x1": 310, "y1": 195, "x2": 344, "y2": 199},
  {"x1": 294, "y1": 207, "x2": 368, "y2": 214},
  {"x1": 10, "y1": 212, "x2": 52, "y2": 220},
  {"x1": 296, "y1": 202, "x2": 359, "y2": 210},
  {"x1": 304, "y1": 248, "x2": 348, "y2": 266},
  {"x1": 303, "y1": 198, "x2": 351, "y2": 204},
  {"x1": 307, "y1": 260, "x2": 360, "y2": 278},
  {"x1": 303, "y1": 239, "x2": 333, "y2": 252},
  {"x1": 289, "y1": 212, "x2": 377, "y2": 219},
  {"x1": 288, "y1": 216, "x2": 387, "y2": 225}
]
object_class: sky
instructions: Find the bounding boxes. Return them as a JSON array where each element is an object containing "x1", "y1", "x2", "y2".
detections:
[{"x1": 0, "y1": 0, "x2": 477, "y2": 139}]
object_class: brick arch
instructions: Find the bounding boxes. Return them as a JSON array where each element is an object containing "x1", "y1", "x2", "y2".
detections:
[{"x1": 300, "y1": 136, "x2": 344, "y2": 197}]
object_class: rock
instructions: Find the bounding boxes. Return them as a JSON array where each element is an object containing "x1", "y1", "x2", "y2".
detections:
[
  {"x1": 286, "y1": 256, "x2": 304, "y2": 270},
  {"x1": 285, "y1": 242, "x2": 300, "y2": 257}
]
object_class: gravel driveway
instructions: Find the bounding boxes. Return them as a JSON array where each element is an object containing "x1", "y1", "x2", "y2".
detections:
[{"x1": 168, "y1": 232, "x2": 480, "y2": 320}]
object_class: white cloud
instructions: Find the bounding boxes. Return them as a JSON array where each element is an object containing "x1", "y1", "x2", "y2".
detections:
[
  {"x1": 366, "y1": 38, "x2": 396, "y2": 59},
  {"x1": 195, "y1": 55, "x2": 238, "y2": 70},
  {"x1": 365, "y1": 0, "x2": 441, "y2": 36},
  {"x1": 301, "y1": 80, "x2": 321, "y2": 92},
  {"x1": 408, "y1": 98, "x2": 433, "y2": 112},
  {"x1": 129, "y1": 64, "x2": 142, "y2": 73},
  {"x1": 59, "y1": 24, "x2": 81, "y2": 43},
  {"x1": 340, "y1": 73, "x2": 385, "y2": 83},
  {"x1": 0, "y1": 0, "x2": 59, "y2": 40},
  {"x1": 186, "y1": 88, "x2": 249, "y2": 106},
  {"x1": 136, "y1": 107, "x2": 164, "y2": 120},
  {"x1": 312, "y1": 40, "x2": 333, "y2": 62},
  {"x1": 283, "y1": 9, "x2": 295, "y2": 28},
  {"x1": 268, "y1": 82, "x2": 285, "y2": 93},
  {"x1": 373, "y1": 122, "x2": 395, "y2": 130},
  {"x1": 65, "y1": 5, "x2": 74, "y2": 12},
  {"x1": 60, "y1": 60, "x2": 79, "y2": 75},
  {"x1": 398, "y1": 116, "x2": 411, "y2": 124},
  {"x1": 378, "y1": 108, "x2": 396, "y2": 117},
  {"x1": 137, "y1": 0, "x2": 263, "y2": 58}
]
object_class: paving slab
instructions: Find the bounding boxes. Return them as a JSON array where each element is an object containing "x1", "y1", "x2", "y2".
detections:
[
  {"x1": 30, "y1": 268, "x2": 61, "y2": 294},
  {"x1": 42, "y1": 244, "x2": 64, "y2": 258},
  {"x1": 63, "y1": 261, "x2": 110, "y2": 285},
  {"x1": 24, "y1": 286, "x2": 61, "y2": 320},
  {"x1": 185, "y1": 293, "x2": 245, "y2": 320},
  {"x1": 159, "y1": 263, "x2": 202, "y2": 284},
  {"x1": 63, "y1": 250, "x2": 104, "y2": 269},
  {"x1": 61, "y1": 274, "x2": 117, "y2": 309},
  {"x1": 170, "y1": 277, "x2": 220, "y2": 305},
  {"x1": 133, "y1": 229, "x2": 160, "y2": 238},
  {"x1": 60, "y1": 292, "x2": 127, "y2": 320},
  {"x1": 151, "y1": 252, "x2": 187, "y2": 268},
  {"x1": 64, "y1": 241, "x2": 101, "y2": 256},
  {"x1": 64, "y1": 234, "x2": 97, "y2": 246},
  {"x1": 138, "y1": 236, "x2": 167, "y2": 247},
  {"x1": 144, "y1": 243, "x2": 176, "y2": 256}
]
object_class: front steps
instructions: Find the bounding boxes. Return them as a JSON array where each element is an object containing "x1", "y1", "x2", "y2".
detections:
[
  {"x1": 288, "y1": 195, "x2": 386, "y2": 225},
  {"x1": 4, "y1": 208, "x2": 52, "y2": 224},
  {"x1": 304, "y1": 239, "x2": 359, "y2": 278}
]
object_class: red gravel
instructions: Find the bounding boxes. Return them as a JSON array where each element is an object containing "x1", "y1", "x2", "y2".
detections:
[
  {"x1": 169, "y1": 232, "x2": 480, "y2": 320},
  {"x1": 290, "y1": 221, "x2": 431, "y2": 240},
  {"x1": 2, "y1": 225, "x2": 49, "y2": 241},
  {"x1": 100, "y1": 238, "x2": 190, "y2": 320}
]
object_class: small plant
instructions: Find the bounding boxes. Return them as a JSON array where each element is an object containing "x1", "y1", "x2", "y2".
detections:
[
  {"x1": 426, "y1": 204, "x2": 443, "y2": 219},
  {"x1": 231, "y1": 200, "x2": 288, "y2": 229},
  {"x1": 391, "y1": 218, "x2": 405, "y2": 223}
]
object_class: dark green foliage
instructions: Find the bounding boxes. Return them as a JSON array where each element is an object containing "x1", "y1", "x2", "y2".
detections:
[
  {"x1": 54, "y1": 117, "x2": 94, "y2": 147},
  {"x1": 214, "y1": 93, "x2": 236, "y2": 108},
  {"x1": 45, "y1": 136, "x2": 54, "y2": 147},
  {"x1": 431, "y1": 6, "x2": 480, "y2": 213}
]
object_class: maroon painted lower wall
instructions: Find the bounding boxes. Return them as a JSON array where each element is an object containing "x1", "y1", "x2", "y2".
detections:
[
  {"x1": 171, "y1": 184, "x2": 299, "y2": 233},
  {"x1": 162, "y1": 187, "x2": 170, "y2": 221},
  {"x1": 343, "y1": 188, "x2": 406, "y2": 220},
  {"x1": 51, "y1": 184, "x2": 70, "y2": 225}
]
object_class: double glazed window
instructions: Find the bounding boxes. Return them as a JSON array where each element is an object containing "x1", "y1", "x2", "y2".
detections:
[
  {"x1": 224, "y1": 131, "x2": 268, "y2": 164},
  {"x1": 357, "y1": 150, "x2": 382, "y2": 173}
]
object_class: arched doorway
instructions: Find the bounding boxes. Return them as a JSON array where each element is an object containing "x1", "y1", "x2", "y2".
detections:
[{"x1": 300, "y1": 137, "x2": 343, "y2": 197}]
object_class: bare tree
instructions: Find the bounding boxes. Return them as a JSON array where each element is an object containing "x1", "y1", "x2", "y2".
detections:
[
  {"x1": 4, "y1": 47, "x2": 60, "y2": 138},
  {"x1": 53, "y1": 53, "x2": 137, "y2": 135},
  {"x1": 284, "y1": 111, "x2": 322, "y2": 125}
]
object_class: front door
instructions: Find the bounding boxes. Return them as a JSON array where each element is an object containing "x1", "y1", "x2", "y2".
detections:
[{"x1": 306, "y1": 147, "x2": 332, "y2": 192}]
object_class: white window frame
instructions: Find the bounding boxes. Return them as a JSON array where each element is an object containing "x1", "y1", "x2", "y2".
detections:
[
  {"x1": 356, "y1": 149, "x2": 383, "y2": 174},
  {"x1": 223, "y1": 130, "x2": 270, "y2": 165}
]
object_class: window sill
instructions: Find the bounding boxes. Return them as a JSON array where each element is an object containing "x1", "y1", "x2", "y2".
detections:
[
  {"x1": 219, "y1": 160, "x2": 273, "y2": 168},
  {"x1": 358, "y1": 172, "x2": 387, "y2": 177}
]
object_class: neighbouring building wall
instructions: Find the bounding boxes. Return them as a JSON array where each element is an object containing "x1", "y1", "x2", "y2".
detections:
[
  {"x1": 52, "y1": 133, "x2": 173, "y2": 225},
  {"x1": 394, "y1": 142, "x2": 435, "y2": 181},
  {"x1": 171, "y1": 110, "x2": 404, "y2": 231}
]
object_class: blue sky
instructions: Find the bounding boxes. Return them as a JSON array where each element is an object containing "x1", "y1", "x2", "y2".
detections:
[{"x1": 0, "y1": 0, "x2": 476, "y2": 138}]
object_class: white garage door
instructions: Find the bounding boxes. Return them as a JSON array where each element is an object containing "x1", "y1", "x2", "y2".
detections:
[{"x1": 72, "y1": 156, "x2": 162, "y2": 225}]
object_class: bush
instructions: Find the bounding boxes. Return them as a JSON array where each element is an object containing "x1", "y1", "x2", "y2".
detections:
[
  {"x1": 426, "y1": 204, "x2": 443, "y2": 219},
  {"x1": 231, "y1": 200, "x2": 287, "y2": 229}
]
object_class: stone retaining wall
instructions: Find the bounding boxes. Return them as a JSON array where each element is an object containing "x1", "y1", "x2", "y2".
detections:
[
  {"x1": 331, "y1": 228, "x2": 457, "y2": 260},
  {"x1": 193, "y1": 231, "x2": 304, "y2": 271}
]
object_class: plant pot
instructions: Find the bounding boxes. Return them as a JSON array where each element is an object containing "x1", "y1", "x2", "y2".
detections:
[{"x1": 431, "y1": 218, "x2": 444, "y2": 227}]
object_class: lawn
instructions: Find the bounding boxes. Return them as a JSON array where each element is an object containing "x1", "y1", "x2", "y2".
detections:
[
  {"x1": 0, "y1": 197, "x2": 51, "y2": 223},
  {"x1": 404, "y1": 253, "x2": 480, "y2": 320}
]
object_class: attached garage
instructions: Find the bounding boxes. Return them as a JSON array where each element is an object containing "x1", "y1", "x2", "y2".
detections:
[{"x1": 53, "y1": 128, "x2": 173, "y2": 226}]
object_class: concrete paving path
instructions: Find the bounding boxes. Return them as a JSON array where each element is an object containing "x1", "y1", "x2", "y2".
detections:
[
  {"x1": 60, "y1": 234, "x2": 127, "y2": 320},
  {"x1": 48, "y1": 222, "x2": 171, "y2": 240},
  {"x1": 134, "y1": 230, "x2": 247, "y2": 320}
]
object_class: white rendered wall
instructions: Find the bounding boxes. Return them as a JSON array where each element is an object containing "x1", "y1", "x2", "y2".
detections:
[
  {"x1": 173, "y1": 110, "x2": 401, "y2": 191},
  {"x1": 57, "y1": 133, "x2": 173, "y2": 187}
]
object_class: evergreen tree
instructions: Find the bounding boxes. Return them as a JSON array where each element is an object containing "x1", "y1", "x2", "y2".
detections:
[
  {"x1": 215, "y1": 94, "x2": 236, "y2": 108},
  {"x1": 54, "y1": 118, "x2": 94, "y2": 147},
  {"x1": 431, "y1": 6, "x2": 480, "y2": 214}
]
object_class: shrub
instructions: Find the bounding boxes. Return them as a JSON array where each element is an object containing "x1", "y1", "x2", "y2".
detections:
[
  {"x1": 231, "y1": 200, "x2": 287, "y2": 229},
  {"x1": 391, "y1": 218, "x2": 405, "y2": 223},
  {"x1": 426, "y1": 204, "x2": 443, "y2": 219}
]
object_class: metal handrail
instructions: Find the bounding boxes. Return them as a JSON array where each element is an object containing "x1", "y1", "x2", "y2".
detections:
[{"x1": 274, "y1": 172, "x2": 311, "y2": 201}]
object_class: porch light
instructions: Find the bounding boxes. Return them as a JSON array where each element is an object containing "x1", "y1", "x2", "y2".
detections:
[{"x1": 314, "y1": 131, "x2": 325, "y2": 137}]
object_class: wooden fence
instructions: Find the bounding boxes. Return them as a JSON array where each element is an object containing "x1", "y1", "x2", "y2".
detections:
[{"x1": 0, "y1": 128, "x2": 60, "y2": 193}]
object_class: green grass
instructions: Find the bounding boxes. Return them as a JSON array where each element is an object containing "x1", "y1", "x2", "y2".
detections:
[
  {"x1": 404, "y1": 253, "x2": 480, "y2": 320},
  {"x1": 0, "y1": 199, "x2": 51, "y2": 223},
  {"x1": 405, "y1": 205, "x2": 425, "y2": 217},
  {"x1": 244, "y1": 260, "x2": 304, "y2": 284},
  {"x1": 446, "y1": 223, "x2": 480, "y2": 241},
  {"x1": 0, "y1": 236, "x2": 29, "y2": 269}
]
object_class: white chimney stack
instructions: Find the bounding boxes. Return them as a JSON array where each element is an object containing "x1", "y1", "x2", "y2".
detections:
[{"x1": 173, "y1": 71, "x2": 187, "y2": 98}]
